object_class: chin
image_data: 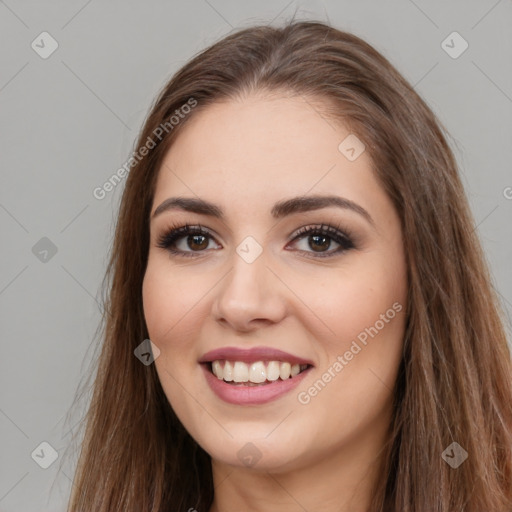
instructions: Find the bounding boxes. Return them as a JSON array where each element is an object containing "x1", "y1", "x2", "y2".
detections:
[{"x1": 196, "y1": 429, "x2": 307, "y2": 473}]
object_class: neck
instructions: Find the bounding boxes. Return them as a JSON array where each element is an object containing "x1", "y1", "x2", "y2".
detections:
[{"x1": 208, "y1": 423, "x2": 391, "y2": 512}]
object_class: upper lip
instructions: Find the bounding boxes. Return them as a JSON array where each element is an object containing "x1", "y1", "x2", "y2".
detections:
[{"x1": 198, "y1": 346, "x2": 314, "y2": 366}]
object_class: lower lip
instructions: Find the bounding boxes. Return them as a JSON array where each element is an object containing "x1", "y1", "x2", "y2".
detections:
[{"x1": 201, "y1": 364, "x2": 312, "y2": 405}]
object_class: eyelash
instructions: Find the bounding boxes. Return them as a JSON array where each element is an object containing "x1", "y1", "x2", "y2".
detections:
[{"x1": 156, "y1": 222, "x2": 355, "y2": 259}]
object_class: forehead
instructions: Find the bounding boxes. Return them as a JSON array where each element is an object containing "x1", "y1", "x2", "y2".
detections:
[{"x1": 152, "y1": 94, "x2": 381, "y2": 218}]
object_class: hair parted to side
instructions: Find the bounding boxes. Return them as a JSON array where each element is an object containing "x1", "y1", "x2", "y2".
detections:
[{"x1": 66, "y1": 20, "x2": 512, "y2": 512}]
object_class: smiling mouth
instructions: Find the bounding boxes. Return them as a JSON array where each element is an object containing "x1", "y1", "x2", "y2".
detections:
[{"x1": 207, "y1": 360, "x2": 312, "y2": 386}]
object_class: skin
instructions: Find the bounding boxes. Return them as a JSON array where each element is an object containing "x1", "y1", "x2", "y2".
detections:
[{"x1": 142, "y1": 92, "x2": 407, "y2": 512}]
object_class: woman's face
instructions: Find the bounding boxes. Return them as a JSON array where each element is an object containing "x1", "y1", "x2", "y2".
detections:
[{"x1": 143, "y1": 93, "x2": 407, "y2": 473}]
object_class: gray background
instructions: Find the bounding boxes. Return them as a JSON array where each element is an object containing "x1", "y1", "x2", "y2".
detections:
[{"x1": 0, "y1": 1, "x2": 511, "y2": 510}]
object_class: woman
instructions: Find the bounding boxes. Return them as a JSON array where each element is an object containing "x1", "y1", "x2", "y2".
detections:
[{"x1": 67, "y1": 20, "x2": 512, "y2": 511}]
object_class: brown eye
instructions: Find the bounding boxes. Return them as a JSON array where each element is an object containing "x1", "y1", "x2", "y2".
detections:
[
  {"x1": 308, "y1": 234, "x2": 331, "y2": 252},
  {"x1": 289, "y1": 224, "x2": 355, "y2": 258},
  {"x1": 157, "y1": 223, "x2": 355, "y2": 259},
  {"x1": 187, "y1": 234, "x2": 209, "y2": 251},
  {"x1": 157, "y1": 224, "x2": 220, "y2": 257}
]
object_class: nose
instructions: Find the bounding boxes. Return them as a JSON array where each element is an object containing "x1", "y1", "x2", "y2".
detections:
[{"x1": 211, "y1": 248, "x2": 287, "y2": 333}]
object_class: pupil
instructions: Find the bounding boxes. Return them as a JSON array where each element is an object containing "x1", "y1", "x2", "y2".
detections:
[
  {"x1": 310, "y1": 235, "x2": 329, "y2": 252},
  {"x1": 189, "y1": 234, "x2": 208, "y2": 250}
]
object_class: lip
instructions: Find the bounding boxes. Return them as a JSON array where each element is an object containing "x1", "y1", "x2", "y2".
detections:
[
  {"x1": 198, "y1": 346, "x2": 314, "y2": 366},
  {"x1": 201, "y1": 363, "x2": 313, "y2": 405},
  {"x1": 198, "y1": 346, "x2": 314, "y2": 406}
]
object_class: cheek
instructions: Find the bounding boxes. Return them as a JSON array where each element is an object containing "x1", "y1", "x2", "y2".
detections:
[
  {"x1": 142, "y1": 258, "x2": 206, "y2": 347},
  {"x1": 142, "y1": 262, "x2": 206, "y2": 426},
  {"x1": 294, "y1": 276, "x2": 405, "y2": 439},
  {"x1": 293, "y1": 258, "x2": 406, "y2": 350},
  {"x1": 301, "y1": 254, "x2": 406, "y2": 407},
  {"x1": 142, "y1": 266, "x2": 171, "y2": 343},
  {"x1": 142, "y1": 256, "x2": 216, "y2": 421},
  {"x1": 296, "y1": 253, "x2": 407, "y2": 419}
]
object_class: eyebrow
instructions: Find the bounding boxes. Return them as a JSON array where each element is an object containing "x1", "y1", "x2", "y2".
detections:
[
  {"x1": 152, "y1": 196, "x2": 375, "y2": 226},
  {"x1": 152, "y1": 195, "x2": 375, "y2": 226}
]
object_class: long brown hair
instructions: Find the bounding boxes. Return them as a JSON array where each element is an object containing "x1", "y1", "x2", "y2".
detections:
[{"x1": 66, "y1": 20, "x2": 512, "y2": 511}]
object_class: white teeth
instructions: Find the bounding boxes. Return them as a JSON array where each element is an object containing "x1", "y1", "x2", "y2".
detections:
[
  {"x1": 223, "y1": 361, "x2": 234, "y2": 382},
  {"x1": 266, "y1": 361, "x2": 280, "y2": 381},
  {"x1": 210, "y1": 360, "x2": 308, "y2": 384},
  {"x1": 233, "y1": 362, "x2": 249, "y2": 383},
  {"x1": 212, "y1": 360, "x2": 223, "y2": 380},
  {"x1": 279, "y1": 362, "x2": 291, "y2": 380},
  {"x1": 249, "y1": 361, "x2": 266, "y2": 383}
]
